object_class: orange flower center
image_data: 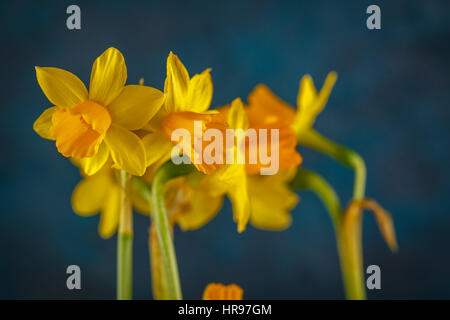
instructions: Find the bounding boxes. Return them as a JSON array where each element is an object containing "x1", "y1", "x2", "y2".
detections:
[
  {"x1": 51, "y1": 100, "x2": 111, "y2": 158},
  {"x1": 202, "y1": 283, "x2": 243, "y2": 300},
  {"x1": 162, "y1": 111, "x2": 228, "y2": 174}
]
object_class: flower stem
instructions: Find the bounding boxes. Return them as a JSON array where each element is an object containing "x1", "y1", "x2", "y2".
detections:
[
  {"x1": 289, "y1": 167, "x2": 341, "y2": 227},
  {"x1": 131, "y1": 177, "x2": 170, "y2": 300},
  {"x1": 117, "y1": 170, "x2": 133, "y2": 300},
  {"x1": 298, "y1": 128, "x2": 366, "y2": 200},
  {"x1": 151, "y1": 162, "x2": 195, "y2": 300},
  {"x1": 290, "y1": 166, "x2": 366, "y2": 300},
  {"x1": 336, "y1": 212, "x2": 366, "y2": 300},
  {"x1": 297, "y1": 129, "x2": 368, "y2": 299}
]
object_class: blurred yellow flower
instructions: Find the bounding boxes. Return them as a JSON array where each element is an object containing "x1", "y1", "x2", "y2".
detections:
[
  {"x1": 247, "y1": 71, "x2": 337, "y2": 135},
  {"x1": 162, "y1": 98, "x2": 301, "y2": 233},
  {"x1": 33, "y1": 47, "x2": 165, "y2": 176},
  {"x1": 71, "y1": 162, "x2": 121, "y2": 238},
  {"x1": 141, "y1": 52, "x2": 227, "y2": 174},
  {"x1": 202, "y1": 283, "x2": 243, "y2": 300},
  {"x1": 71, "y1": 160, "x2": 149, "y2": 239}
]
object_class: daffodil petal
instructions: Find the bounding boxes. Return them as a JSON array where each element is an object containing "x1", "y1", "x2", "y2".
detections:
[
  {"x1": 35, "y1": 67, "x2": 88, "y2": 108},
  {"x1": 98, "y1": 185, "x2": 121, "y2": 238},
  {"x1": 297, "y1": 75, "x2": 317, "y2": 111},
  {"x1": 176, "y1": 191, "x2": 223, "y2": 230},
  {"x1": 186, "y1": 68, "x2": 213, "y2": 112},
  {"x1": 89, "y1": 47, "x2": 127, "y2": 106},
  {"x1": 220, "y1": 165, "x2": 250, "y2": 233},
  {"x1": 227, "y1": 98, "x2": 248, "y2": 130},
  {"x1": 247, "y1": 174, "x2": 298, "y2": 230},
  {"x1": 107, "y1": 85, "x2": 164, "y2": 130},
  {"x1": 249, "y1": 202, "x2": 293, "y2": 230},
  {"x1": 33, "y1": 106, "x2": 59, "y2": 140},
  {"x1": 78, "y1": 142, "x2": 110, "y2": 176},
  {"x1": 105, "y1": 124, "x2": 146, "y2": 176},
  {"x1": 71, "y1": 173, "x2": 110, "y2": 216},
  {"x1": 142, "y1": 131, "x2": 174, "y2": 166},
  {"x1": 294, "y1": 72, "x2": 337, "y2": 131},
  {"x1": 164, "y1": 52, "x2": 189, "y2": 112}
]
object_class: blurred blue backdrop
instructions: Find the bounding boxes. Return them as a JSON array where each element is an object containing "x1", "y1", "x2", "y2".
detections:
[{"x1": 1, "y1": 0, "x2": 449, "y2": 299}]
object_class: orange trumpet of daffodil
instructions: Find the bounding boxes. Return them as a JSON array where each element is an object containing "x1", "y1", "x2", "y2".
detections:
[{"x1": 202, "y1": 283, "x2": 243, "y2": 300}]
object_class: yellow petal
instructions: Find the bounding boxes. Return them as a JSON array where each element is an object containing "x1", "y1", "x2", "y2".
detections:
[
  {"x1": 164, "y1": 52, "x2": 189, "y2": 112},
  {"x1": 176, "y1": 190, "x2": 223, "y2": 231},
  {"x1": 98, "y1": 185, "x2": 121, "y2": 238},
  {"x1": 143, "y1": 107, "x2": 170, "y2": 132},
  {"x1": 227, "y1": 98, "x2": 248, "y2": 130},
  {"x1": 78, "y1": 142, "x2": 110, "y2": 176},
  {"x1": 294, "y1": 71, "x2": 337, "y2": 131},
  {"x1": 297, "y1": 75, "x2": 317, "y2": 111},
  {"x1": 142, "y1": 131, "x2": 174, "y2": 166},
  {"x1": 247, "y1": 174, "x2": 297, "y2": 230},
  {"x1": 186, "y1": 68, "x2": 213, "y2": 112},
  {"x1": 35, "y1": 67, "x2": 88, "y2": 108},
  {"x1": 89, "y1": 47, "x2": 127, "y2": 106},
  {"x1": 104, "y1": 124, "x2": 146, "y2": 176},
  {"x1": 223, "y1": 166, "x2": 250, "y2": 233},
  {"x1": 71, "y1": 171, "x2": 111, "y2": 216},
  {"x1": 33, "y1": 106, "x2": 59, "y2": 140},
  {"x1": 107, "y1": 85, "x2": 165, "y2": 130}
]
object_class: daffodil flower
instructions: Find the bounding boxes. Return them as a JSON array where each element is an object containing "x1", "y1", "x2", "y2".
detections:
[
  {"x1": 247, "y1": 71, "x2": 337, "y2": 136},
  {"x1": 213, "y1": 98, "x2": 301, "y2": 232},
  {"x1": 71, "y1": 160, "x2": 150, "y2": 239},
  {"x1": 141, "y1": 52, "x2": 227, "y2": 174},
  {"x1": 157, "y1": 98, "x2": 301, "y2": 233},
  {"x1": 33, "y1": 47, "x2": 165, "y2": 176},
  {"x1": 202, "y1": 283, "x2": 243, "y2": 300}
]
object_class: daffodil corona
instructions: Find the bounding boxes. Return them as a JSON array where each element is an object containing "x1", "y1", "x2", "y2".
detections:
[{"x1": 202, "y1": 283, "x2": 243, "y2": 300}]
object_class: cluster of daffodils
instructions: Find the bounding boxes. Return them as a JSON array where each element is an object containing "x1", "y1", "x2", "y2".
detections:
[{"x1": 34, "y1": 47, "x2": 397, "y2": 300}]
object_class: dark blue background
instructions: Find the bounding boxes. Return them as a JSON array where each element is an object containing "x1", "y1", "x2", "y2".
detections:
[{"x1": 1, "y1": 0, "x2": 449, "y2": 299}]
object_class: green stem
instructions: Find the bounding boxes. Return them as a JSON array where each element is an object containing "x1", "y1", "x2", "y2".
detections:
[
  {"x1": 298, "y1": 128, "x2": 366, "y2": 200},
  {"x1": 290, "y1": 167, "x2": 366, "y2": 299},
  {"x1": 336, "y1": 219, "x2": 366, "y2": 300},
  {"x1": 117, "y1": 233, "x2": 133, "y2": 300},
  {"x1": 131, "y1": 177, "x2": 170, "y2": 300},
  {"x1": 289, "y1": 167, "x2": 341, "y2": 227},
  {"x1": 117, "y1": 170, "x2": 133, "y2": 300},
  {"x1": 151, "y1": 162, "x2": 195, "y2": 300}
]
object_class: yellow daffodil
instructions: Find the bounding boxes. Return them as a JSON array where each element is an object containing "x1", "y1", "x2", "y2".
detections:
[
  {"x1": 247, "y1": 71, "x2": 337, "y2": 135},
  {"x1": 211, "y1": 98, "x2": 301, "y2": 232},
  {"x1": 158, "y1": 98, "x2": 301, "y2": 233},
  {"x1": 71, "y1": 161, "x2": 149, "y2": 239},
  {"x1": 202, "y1": 283, "x2": 243, "y2": 300},
  {"x1": 33, "y1": 47, "x2": 165, "y2": 176},
  {"x1": 141, "y1": 52, "x2": 227, "y2": 174},
  {"x1": 71, "y1": 161, "x2": 121, "y2": 238}
]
